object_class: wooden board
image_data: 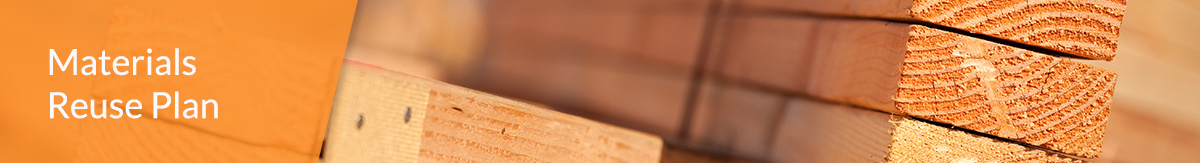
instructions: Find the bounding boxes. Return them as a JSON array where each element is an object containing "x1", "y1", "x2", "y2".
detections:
[
  {"x1": 805, "y1": 97, "x2": 1080, "y2": 163},
  {"x1": 322, "y1": 61, "x2": 664, "y2": 162},
  {"x1": 704, "y1": 15, "x2": 1115, "y2": 158},
  {"x1": 740, "y1": 0, "x2": 1126, "y2": 60},
  {"x1": 899, "y1": 25, "x2": 1114, "y2": 158},
  {"x1": 681, "y1": 82, "x2": 1082, "y2": 162}
]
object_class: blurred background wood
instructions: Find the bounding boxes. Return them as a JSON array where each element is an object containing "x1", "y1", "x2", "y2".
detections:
[
  {"x1": 455, "y1": 0, "x2": 713, "y2": 138},
  {"x1": 1083, "y1": 0, "x2": 1200, "y2": 161}
]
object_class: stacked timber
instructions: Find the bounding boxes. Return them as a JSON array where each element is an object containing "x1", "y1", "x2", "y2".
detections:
[
  {"x1": 699, "y1": 0, "x2": 1125, "y2": 159},
  {"x1": 451, "y1": 0, "x2": 1131, "y2": 162},
  {"x1": 325, "y1": 0, "x2": 1200, "y2": 161}
]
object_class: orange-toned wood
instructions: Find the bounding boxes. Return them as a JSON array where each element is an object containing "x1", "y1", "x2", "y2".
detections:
[
  {"x1": 740, "y1": 0, "x2": 1126, "y2": 60},
  {"x1": 7, "y1": 1, "x2": 358, "y2": 162},
  {"x1": 898, "y1": 25, "x2": 1114, "y2": 158},
  {"x1": 682, "y1": 82, "x2": 1082, "y2": 162},
  {"x1": 322, "y1": 62, "x2": 664, "y2": 162},
  {"x1": 706, "y1": 15, "x2": 1114, "y2": 157}
]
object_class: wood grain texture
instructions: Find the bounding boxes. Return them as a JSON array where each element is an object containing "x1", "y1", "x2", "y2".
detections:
[
  {"x1": 684, "y1": 81, "x2": 1081, "y2": 162},
  {"x1": 322, "y1": 62, "x2": 663, "y2": 162},
  {"x1": 778, "y1": 98, "x2": 1081, "y2": 162},
  {"x1": 323, "y1": 66, "x2": 430, "y2": 162},
  {"x1": 888, "y1": 118, "x2": 1081, "y2": 162},
  {"x1": 74, "y1": 119, "x2": 312, "y2": 162},
  {"x1": 898, "y1": 25, "x2": 1116, "y2": 158},
  {"x1": 742, "y1": 0, "x2": 1126, "y2": 60},
  {"x1": 708, "y1": 15, "x2": 1115, "y2": 157}
]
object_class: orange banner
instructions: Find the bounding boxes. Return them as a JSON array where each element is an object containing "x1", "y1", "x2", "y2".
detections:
[{"x1": 0, "y1": 0, "x2": 358, "y2": 162}]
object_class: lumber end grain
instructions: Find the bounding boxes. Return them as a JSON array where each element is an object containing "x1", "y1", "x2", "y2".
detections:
[
  {"x1": 897, "y1": 25, "x2": 1115, "y2": 158},
  {"x1": 888, "y1": 118, "x2": 1082, "y2": 162},
  {"x1": 909, "y1": 0, "x2": 1127, "y2": 60}
]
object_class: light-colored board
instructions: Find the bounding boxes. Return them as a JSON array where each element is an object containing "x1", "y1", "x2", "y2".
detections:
[
  {"x1": 781, "y1": 98, "x2": 1081, "y2": 162},
  {"x1": 322, "y1": 64, "x2": 431, "y2": 162},
  {"x1": 322, "y1": 62, "x2": 664, "y2": 162},
  {"x1": 681, "y1": 82, "x2": 1082, "y2": 162},
  {"x1": 887, "y1": 115, "x2": 1081, "y2": 162},
  {"x1": 740, "y1": 0, "x2": 1126, "y2": 60},
  {"x1": 705, "y1": 15, "x2": 1115, "y2": 157}
]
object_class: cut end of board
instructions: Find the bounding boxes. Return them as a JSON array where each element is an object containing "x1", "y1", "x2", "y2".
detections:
[
  {"x1": 888, "y1": 118, "x2": 1082, "y2": 162},
  {"x1": 895, "y1": 25, "x2": 1115, "y2": 158},
  {"x1": 909, "y1": 0, "x2": 1126, "y2": 60}
]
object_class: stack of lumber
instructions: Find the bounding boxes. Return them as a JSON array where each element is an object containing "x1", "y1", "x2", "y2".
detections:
[
  {"x1": 444, "y1": 0, "x2": 1147, "y2": 162},
  {"x1": 689, "y1": 2, "x2": 1122, "y2": 158},
  {"x1": 332, "y1": 0, "x2": 1200, "y2": 161}
]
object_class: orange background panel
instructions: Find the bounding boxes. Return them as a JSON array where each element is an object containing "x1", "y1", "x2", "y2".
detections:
[{"x1": 0, "y1": 0, "x2": 357, "y2": 162}]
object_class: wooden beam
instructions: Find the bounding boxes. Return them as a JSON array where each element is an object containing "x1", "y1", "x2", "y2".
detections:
[
  {"x1": 321, "y1": 61, "x2": 664, "y2": 162},
  {"x1": 683, "y1": 81, "x2": 1082, "y2": 162},
  {"x1": 705, "y1": 14, "x2": 1115, "y2": 158},
  {"x1": 741, "y1": 0, "x2": 1126, "y2": 60}
]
